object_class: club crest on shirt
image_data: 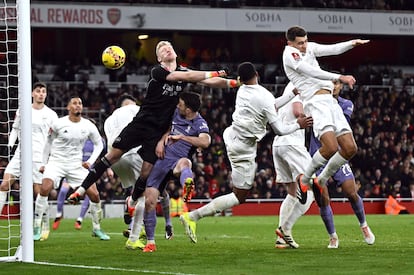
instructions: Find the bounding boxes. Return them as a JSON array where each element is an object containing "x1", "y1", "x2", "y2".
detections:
[
  {"x1": 291, "y1": 52, "x2": 301, "y2": 61},
  {"x1": 185, "y1": 125, "x2": 191, "y2": 133}
]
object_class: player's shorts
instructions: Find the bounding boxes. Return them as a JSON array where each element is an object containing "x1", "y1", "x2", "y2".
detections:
[
  {"x1": 316, "y1": 162, "x2": 355, "y2": 187},
  {"x1": 112, "y1": 122, "x2": 162, "y2": 164},
  {"x1": 146, "y1": 157, "x2": 178, "y2": 190},
  {"x1": 42, "y1": 162, "x2": 89, "y2": 189},
  {"x1": 304, "y1": 94, "x2": 351, "y2": 140},
  {"x1": 273, "y1": 145, "x2": 311, "y2": 183},
  {"x1": 223, "y1": 126, "x2": 257, "y2": 190},
  {"x1": 4, "y1": 154, "x2": 43, "y2": 184},
  {"x1": 110, "y1": 148, "x2": 143, "y2": 189}
]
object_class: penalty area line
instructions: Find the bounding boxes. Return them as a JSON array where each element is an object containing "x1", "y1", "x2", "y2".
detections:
[{"x1": 34, "y1": 261, "x2": 199, "y2": 275}]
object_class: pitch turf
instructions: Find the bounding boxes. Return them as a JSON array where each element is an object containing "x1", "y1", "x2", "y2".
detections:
[{"x1": 1, "y1": 214, "x2": 414, "y2": 274}]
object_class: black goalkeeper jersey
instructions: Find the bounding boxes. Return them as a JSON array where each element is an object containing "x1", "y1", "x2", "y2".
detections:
[{"x1": 133, "y1": 64, "x2": 189, "y2": 133}]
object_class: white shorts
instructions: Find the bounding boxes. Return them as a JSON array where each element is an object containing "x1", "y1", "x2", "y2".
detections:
[
  {"x1": 4, "y1": 154, "x2": 43, "y2": 184},
  {"x1": 111, "y1": 149, "x2": 143, "y2": 189},
  {"x1": 223, "y1": 126, "x2": 257, "y2": 190},
  {"x1": 42, "y1": 162, "x2": 89, "y2": 189},
  {"x1": 304, "y1": 94, "x2": 351, "y2": 140},
  {"x1": 273, "y1": 145, "x2": 311, "y2": 183}
]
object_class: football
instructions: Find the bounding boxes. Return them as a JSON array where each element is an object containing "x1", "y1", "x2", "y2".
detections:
[{"x1": 101, "y1": 45, "x2": 126, "y2": 70}]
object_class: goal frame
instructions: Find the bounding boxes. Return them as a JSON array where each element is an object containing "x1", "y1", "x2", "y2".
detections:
[{"x1": 0, "y1": 0, "x2": 33, "y2": 263}]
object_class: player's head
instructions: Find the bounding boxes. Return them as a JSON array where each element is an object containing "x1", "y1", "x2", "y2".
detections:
[
  {"x1": 237, "y1": 62, "x2": 257, "y2": 83},
  {"x1": 32, "y1": 82, "x2": 47, "y2": 104},
  {"x1": 67, "y1": 95, "x2": 83, "y2": 117},
  {"x1": 116, "y1": 93, "x2": 137, "y2": 108},
  {"x1": 156, "y1": 41, "x2": 177, "y2": 63},
  {"x1": 178, "y1": 91, "x2": 201, "y2": 116},
  {"x1": 286, "y1": 26, "x2": 308, "y2": 53}
]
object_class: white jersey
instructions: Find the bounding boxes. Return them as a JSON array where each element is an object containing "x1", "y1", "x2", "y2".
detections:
[
  {"x1": 231, "y1": 84, "x2": 279, "y2": 142},
  {"x1": 44, "y1": 116, "x2": 103, "y2": 165},
  {"x1": 273, "y1": 92, "x2": 305, "y2": 146},
  {"x1": 104, "y1": 104, "x2": 142, "y2": 188},
  {"x1": 283, "y1": 41, "x2": 353, "y2": 101},
  {"x1": 104, "y1": 104, "x2": 140, "y2": 149},
  {"x1": 9, "y1": 105, "x2": 58, "y2": 163}
]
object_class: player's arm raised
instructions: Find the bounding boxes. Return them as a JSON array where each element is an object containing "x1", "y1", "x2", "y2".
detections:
[{"x1": 166, "y1": 69, "x2": 226, "y2": 83}]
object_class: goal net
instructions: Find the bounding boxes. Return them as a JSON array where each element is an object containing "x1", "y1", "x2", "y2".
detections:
[{"x1": 0, "y1": 0, "x2": 33, "y2": 262}]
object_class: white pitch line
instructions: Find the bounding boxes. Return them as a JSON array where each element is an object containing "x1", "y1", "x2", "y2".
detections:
[{"x1": 35, "y1": 261, "x2": 199, "y2": 275}]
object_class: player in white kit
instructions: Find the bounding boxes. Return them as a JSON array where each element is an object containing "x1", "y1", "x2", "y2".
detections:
[
  {"x1": 0, "y1": 82, "x2": 58, "y2": 241},
  {"x1": 282, "y1": 25, "x2": 369, "y2": 202},
  {"x1": 33, "y1": 95, "x2": 108, "y2": 241},
  {"x1": 180, "y1": 62, "x2": 313, "y2": 243},
  {"x1": 272, "y1": 82, "x2": 314, "y2": 249}
]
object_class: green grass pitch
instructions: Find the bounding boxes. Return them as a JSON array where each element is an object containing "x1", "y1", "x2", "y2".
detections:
[{"x1": 1, "y1": 214, "x2": 414, "y2": 274}]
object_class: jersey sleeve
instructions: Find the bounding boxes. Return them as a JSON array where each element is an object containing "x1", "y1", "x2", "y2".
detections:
[
  {"x1": 8, "y1": 109, "x2": 21, "y2": 147},
  {"x1": 42, "y1": 119, "x2": 58, "y2": 165},
  {"x1": 150, "y1": 65, "x2": 170, "y2": 82},
  {"x1": 197, "y1": 119, "x2": 210, "y2": 135},
  {"x1": 263, "y1": 91, "x2": 280, "y2": 125},
  {"x1": 342, "y1": 99, "x2": 354, "y2": 123},
  {"x1": 311, "y1": 41, "x2": 354, "y2": 57},
  {"x1": 86, "y1": 122, "x2": 104, "y2": 165},
  {"x1": 283, "y1": 46, "x2": 302, "y2": 71}
]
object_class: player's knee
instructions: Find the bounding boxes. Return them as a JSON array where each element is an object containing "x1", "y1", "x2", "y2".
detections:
[
  {"x1": 145, "y1": 197, "x2": 157, "y2": 211},
  {"x1": 87, "y1": 192, "x2": 100, "y2": 203},
  {"x1": 0, "y1": 182, "x2": 10, "y2": 191}
]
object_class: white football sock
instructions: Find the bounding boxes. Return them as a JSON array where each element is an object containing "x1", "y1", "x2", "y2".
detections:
[
  {"x1": 76, "y1": 186, "x2": 86, "y2": 196},
  {"x1": 279, "y1": 194, "x2": 296, "y2": 227},
  {"x1": 0, "y1": 191, "x2": 7, "y2": 214},
  {"x1": 42, "y1": 204, "x2": 50, "y2": 231},
  {"x1": 129, "y1": 196, "x2": 145, "y2": 242},
  {"x1": 34, "y1": 194, "x2": 48, "y2": 228},
  {"x1": 318, "y1": 152, "x2": 347, "y2": 186},
  {"x1": 283, "y1": 191, "x2": 314, "y2": 231},
  {"x1": 190, "y1": 192, "x2": 239, "y2": 221},
  {"x1": 303, "y1": 150, "x2": 328, "y2": 184},
  {"x1": 90, "y1": 201, "x2": 102, "y2": 231}
]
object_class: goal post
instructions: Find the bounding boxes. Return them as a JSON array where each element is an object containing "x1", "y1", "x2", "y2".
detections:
[
  {"x1": 18, "y1": 0, "x2": 34, "y2": 263},
  {"x1": 0, "y1": 0, "x2": 33, "y2": 263}
]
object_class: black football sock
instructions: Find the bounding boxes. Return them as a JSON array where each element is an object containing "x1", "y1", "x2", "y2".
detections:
[
  {"x1": 81, "y1": 156, "x2": 111, "y2": 190},
  {"x1": 131, "y1": 177, "x2": 146, "y2": 201}
]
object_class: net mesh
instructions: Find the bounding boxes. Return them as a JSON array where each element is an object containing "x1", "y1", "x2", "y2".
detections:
[{"x1": 0, "y1": 0, "x2": 21, "y2": 260}]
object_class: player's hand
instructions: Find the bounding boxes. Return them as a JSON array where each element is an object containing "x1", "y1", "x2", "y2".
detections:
[
  {"x1": 39, "y1": 166, "x2": 45, "y2": 174},
  {"x1": 82, "y1": 162, "x2": 91, "y2": 169},
  {"x1": 352, "y1": 39, "x2": 370, "y2": 46},
  {"x1": 155, "y1": 140, "x2": 166, "y2": 159},
  {"x1": 296, "y1": 116, "x2": 313, "y2": 129},
  {"x1": 339, "y1": 75, "x2": 356, "y2": 89},
  {"x1": 218, "y1": 65, "x2": 232, "y2": 76},
  {"x1": 167, "y1": 134, "x2": 182, "y2": 143},
  {"x1": 217, "y1": 70, "x2": 227, "y2": 77},
  {"x1": 106, "y1": 168, "x2": 114, "y2": 179}
]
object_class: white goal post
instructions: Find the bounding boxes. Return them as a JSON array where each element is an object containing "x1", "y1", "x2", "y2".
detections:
[{"x1": 0, "y1": 0, "x2": 33, "y2": 262}]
